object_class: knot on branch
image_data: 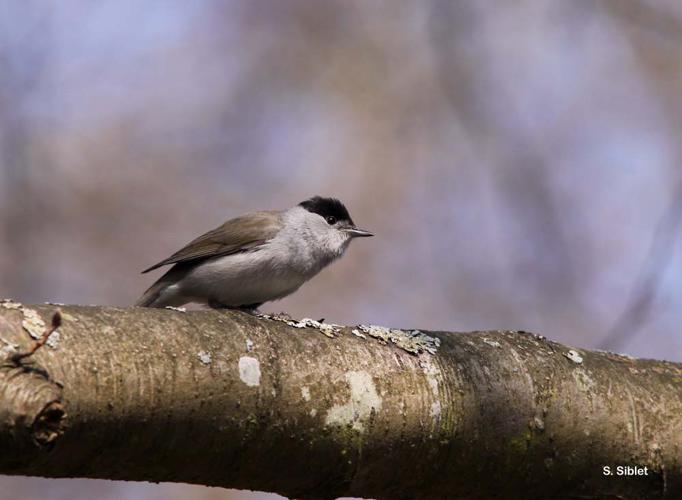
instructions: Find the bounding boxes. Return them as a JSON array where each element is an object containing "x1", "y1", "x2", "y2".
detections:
[{"x1": 0, "y1": 364, "x2": 65, "y2": 450}]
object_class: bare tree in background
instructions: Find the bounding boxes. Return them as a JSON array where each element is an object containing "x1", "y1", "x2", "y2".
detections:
[
  {"x1": 0, "y1": 2, "x2": 54, "y2": 300},
  {"x1": 601, "y1": 181, "x2": 682, "y2": 349}
]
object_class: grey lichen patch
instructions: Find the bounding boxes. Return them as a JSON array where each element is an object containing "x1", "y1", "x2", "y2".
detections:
[
  {"x1": 2, "y1": 301, "x2": 62, "y2": 349},
  {"x1": 165, "y1": 306, "x2": 187, "y2": 313},
  {"x1": 595, "y1": 349, "x2": 636, "y2": 361},
  {"x1": 0, "y1": 345, "x2": 17, "y2": 358},
  {"x1": 246, "y1": 339, "x2": 254, "y2": 352},
  {"x1": 301, "y1": 386, "x2": 311, "y2": 401},
  {"x1": 22, "y1": 308, "x2": 46, "y2": 340},
  {"x1": 573, "y1": 368, "x2": 596, "y2": 392},
  {"x1": 420, "y1": 359, "x2": 443, "y2": 418},
  {"x1": 45, "y1": 330, "x2": 60, "y2": 348},
  {"x1": 197, "y1": 351, "x2": 212, "y2": 365},
  {"x1": 295, "y1": 318, "x2": 340, "y2": 338},
  {"x1": 1, "y1": 304, "x2": 64, "y2": 358},
  {"x1": 325, "y1": 370, "x2": 382, "y2": 432},
  {"x1": 564, "y1": 350, "x2": 584, "y2": 364},
  {"x1": 256, "y1": 312, "x2": 440, "y2": 353},
  {"x1": 257, "y1": 312, "x2": 341, "y2": 338},
  {"x1": 238, "y1": 356, "x2": 261, "y2": 387},
  {"x1": 1, "y1": 301, "x2": 22, "y2": 355},
  {"x1": 482, "y1": 338, "x2": 502, "y2": 348},
  {"x1": 357, "y1": 325, "x2": 440, "y2": 355},
  {"x1": 0, "y1": 299, "x2": 23, "y2": 310},
  {"x1": 0, "y1": 336, "x2": 19, "y2": 357},
  {"x1": 351, "y1": 328, "x2": 367, "y2": 339}
]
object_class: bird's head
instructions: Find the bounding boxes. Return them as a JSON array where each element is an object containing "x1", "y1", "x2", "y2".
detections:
[{"x1": 296, "y1": 196, "x2": 373, "y2": 257}]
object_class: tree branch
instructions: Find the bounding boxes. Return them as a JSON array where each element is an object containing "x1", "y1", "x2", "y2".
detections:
[{"x1": 0, "y1": 302, "x2": 680, "y2": 499}]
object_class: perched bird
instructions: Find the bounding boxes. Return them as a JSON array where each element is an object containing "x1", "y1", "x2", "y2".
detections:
[{"x1": 136, "y1": 196, "x2": 373, "y2": 309}]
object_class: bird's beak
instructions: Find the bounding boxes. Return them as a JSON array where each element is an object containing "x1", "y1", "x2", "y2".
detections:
[{"x1": 344, "y1": 227, "x2": 374, "y2": 238}]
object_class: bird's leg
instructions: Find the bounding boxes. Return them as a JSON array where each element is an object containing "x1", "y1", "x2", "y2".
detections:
[
  {"x1": 207, "y1": 299, "x2": 232, "y2": 310},
  {"x1": 239, "y1": 303, "x2": 264, "y2": 316},
  {"x1": 208, "y1": 299, "x2": 262, "y2": 316}
]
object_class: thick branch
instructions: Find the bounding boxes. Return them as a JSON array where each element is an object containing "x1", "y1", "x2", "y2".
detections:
[{"x1": 0, "y1": 303, "x2": 680, "y2": 499}]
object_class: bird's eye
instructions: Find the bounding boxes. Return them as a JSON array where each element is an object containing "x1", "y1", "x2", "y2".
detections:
[{"x1": 326, "y1": 216, "x2": 337, "y2": 225}]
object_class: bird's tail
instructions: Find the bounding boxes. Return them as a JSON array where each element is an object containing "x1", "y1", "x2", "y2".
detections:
[
  {"x1": 135, "y1": 275, "x2": 186, "y2": 308},
  {"x1": 136, "y1": 265, "x2": 191, "y2": 308},
  {"x1": 135, "y1": 282, "x2": 166, "y2": 307}
]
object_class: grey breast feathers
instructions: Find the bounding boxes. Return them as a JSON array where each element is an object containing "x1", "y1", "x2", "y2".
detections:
[{"x1": 141, "y1": 210, "x2": 283, "y2": 273}]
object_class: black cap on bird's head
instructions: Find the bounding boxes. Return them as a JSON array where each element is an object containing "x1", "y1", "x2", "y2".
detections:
[
  {"x1": 299, "y1": 196, "x2": 373, "y2": 237},
  {"x1": 299, "y1": 196, "x2": 352, "y2": 224}
]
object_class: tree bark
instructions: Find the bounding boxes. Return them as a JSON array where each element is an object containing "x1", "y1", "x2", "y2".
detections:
[{"x1": 0, "y1": 302, "x2": 680, "y2": 499}]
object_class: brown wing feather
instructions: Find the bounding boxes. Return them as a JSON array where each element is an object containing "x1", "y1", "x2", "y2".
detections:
[{"x1": 141, "y1": 210, "x2": 282, "y2": 273}]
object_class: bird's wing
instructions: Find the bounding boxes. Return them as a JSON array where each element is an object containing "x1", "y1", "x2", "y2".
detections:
[{"x1": 141, "y1": 210, "x2": 282, "y2": 273}]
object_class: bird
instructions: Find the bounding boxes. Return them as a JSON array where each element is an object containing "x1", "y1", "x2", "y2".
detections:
[{"x1": 135, "y1": 196, "x2": 373, "y2": 309}]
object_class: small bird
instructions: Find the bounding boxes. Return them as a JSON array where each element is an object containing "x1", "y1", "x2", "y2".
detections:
[{"x1": 136, "y1": 196, "x2": 373, "y2": 309}]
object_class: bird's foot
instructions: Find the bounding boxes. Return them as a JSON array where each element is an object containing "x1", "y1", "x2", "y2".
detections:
[
  {"x1": 207, "y1": 299, "x2": 229, "y2": 310},
  {"x1": 237, "y1": 306, "x2": 262, "y2": 316},
  {"x1": 208, "y1": 299, "x2": 263, "y2": 316}
]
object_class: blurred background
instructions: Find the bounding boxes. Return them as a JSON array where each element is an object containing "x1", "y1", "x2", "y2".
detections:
[{"x1": 2, "y1": 0, "x2": 682, "y2": 498}]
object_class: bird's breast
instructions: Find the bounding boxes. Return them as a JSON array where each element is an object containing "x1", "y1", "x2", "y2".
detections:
[{"x1": 178, "y1": 245, "x2": 320, "y2": 306}]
